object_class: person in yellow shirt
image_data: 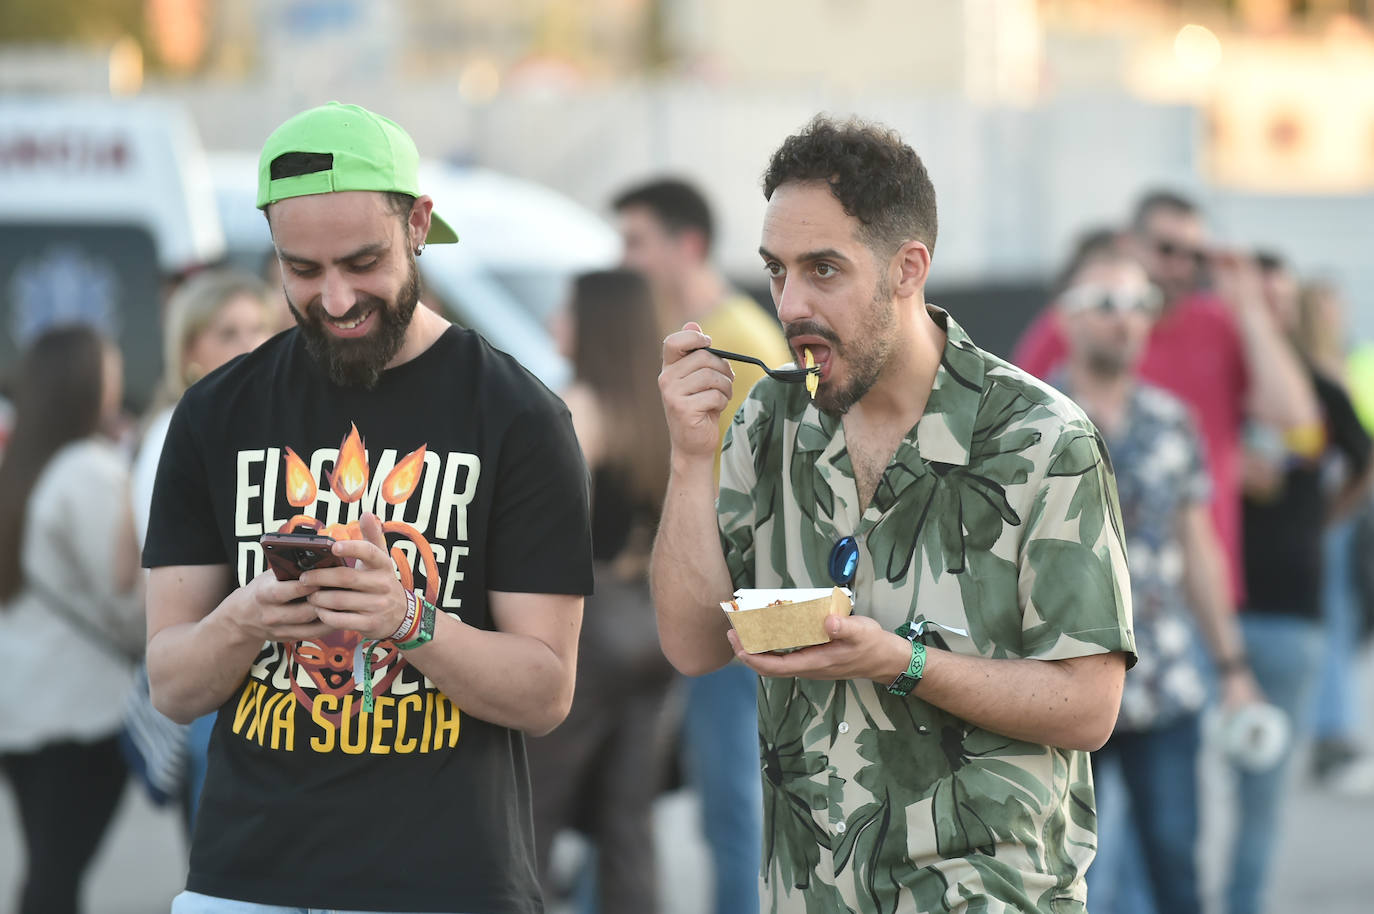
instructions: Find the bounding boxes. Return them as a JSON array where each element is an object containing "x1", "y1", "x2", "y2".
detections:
[
  {"x1": 614, "y1": 178, "x2": 788, "y2": 914},
  {"x1": 616, "y1": 179, "x2": 793, "y2": 474}
]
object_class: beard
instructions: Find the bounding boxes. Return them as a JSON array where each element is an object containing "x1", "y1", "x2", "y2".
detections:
[
  {"x1": 289, "y1": 257, "x2": 421, "y2": 389},
  {"x1": 1080, "y1": 327, "x2": 1137, "y2": 379},
  {"x1": 1083, "y1": 346, "x2": 1131, "y2": 378},
  {"x1": 787, "y1": 274, "x2": 896, "y2": 416}
]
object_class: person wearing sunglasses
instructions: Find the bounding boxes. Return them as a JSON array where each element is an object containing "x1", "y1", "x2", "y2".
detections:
[
  {"x1": 653, "y1": 115, "x2": 1136, "y2": 914},
  {"x1": 1014, "y1": 191, "x2": 1319, "y2": 619},
  {"x1": 1049, "y1": 236, "x2": 1264, "y2": 914}
]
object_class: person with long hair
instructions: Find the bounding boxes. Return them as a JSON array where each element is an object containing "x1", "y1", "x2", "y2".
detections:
[
  {"x1": 129, "y1": 269, "x2": 271, "y2": 828},
  {"x1": 527, "y1": 269, "x2": 676, "y2": 914},
  {"x1": 1227, "y1": 255, "x2": 1374, "y2": 914},
  {"x1": 1292, "y1": 280, "x2": 1374, "y2": 794},
  {"x1": 133, "y1": 269, "x2": 272, "y2": 543},
  {"x1": 0, "y1": 324, "x2": 143, "y2": 914}
]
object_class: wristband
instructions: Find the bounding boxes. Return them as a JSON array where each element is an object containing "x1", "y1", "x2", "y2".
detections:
[
  {"x1": 357, "y1": 639, "x2": 381, "y2": 713},
  {"x1": 397, "y1": 596, "x2": 437, "y2": 651},
  {"x1": 887, "y1": 623, "x2": 926, "y2": 698},
  {"x1": 389, "y1": 589, "x2": 419, "y2": 642}
]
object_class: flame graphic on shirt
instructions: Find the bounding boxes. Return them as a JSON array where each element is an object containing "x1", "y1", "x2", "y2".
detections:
[
  {"x1": 326, "y1": 424, "x2": 369, "y2": 503},
  {"x1": 282, "y1": 448, "x2": 317, "y2": 507},
  {"x1": 275, "y1": 423, "x2": 441, "y2": 724}
]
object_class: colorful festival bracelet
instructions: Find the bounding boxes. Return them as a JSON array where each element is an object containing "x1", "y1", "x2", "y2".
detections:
[
  {"x1": 357, "y1": 593, "x2": 438, "y2": 712},
  {"x1": 396, "y1": 595, "x2": 437, "y2": 651},
  {"x1": 388, "y1": 589, "x2": 420, "y2": 642}
]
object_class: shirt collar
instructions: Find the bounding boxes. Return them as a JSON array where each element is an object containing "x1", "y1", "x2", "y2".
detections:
[{"x1": 916, "y1": 306, "x2": 985, "y2": 467}]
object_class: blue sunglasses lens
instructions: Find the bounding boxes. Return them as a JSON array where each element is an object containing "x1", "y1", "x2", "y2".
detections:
[{"x1": 828, "y1": 536, "x2": 859, "y2": 585}]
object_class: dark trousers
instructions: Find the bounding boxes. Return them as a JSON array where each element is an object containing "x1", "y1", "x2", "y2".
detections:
[
  {"x1": 1, "y1": 735, "x2": 129, "y2": 914},
  {"x1": 526, "y1": 563, "x2": 678, "y2": 914},
  {"x1": 1089, "y1": 713, "x2": 1202, "y2": 914}
]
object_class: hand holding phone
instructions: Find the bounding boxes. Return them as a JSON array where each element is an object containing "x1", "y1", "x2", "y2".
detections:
[{"x1": 261, "y1": 531, "x2": 345, "y2": 582}]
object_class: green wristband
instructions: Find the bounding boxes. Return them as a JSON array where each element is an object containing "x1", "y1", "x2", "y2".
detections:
[
  {"x1": 396, "y1": 598, "x2": 437, "y2": 650},
  {"x1": 887, "y1": 640, "x2": 926, "y2": 698}
]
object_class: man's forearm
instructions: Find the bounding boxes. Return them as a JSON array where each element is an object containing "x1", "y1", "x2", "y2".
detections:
[
  {"x1": 1180, "y1": 509, "x2": 1247, "y2": 667},
  {"x1": 147, "y1": 594, "x2": 265, "y2": 724},
  {"x1": 400, "y1": 613, "x2": 578, "y2": 736},
  {"x1": 1328, "y1": 462, "x2": 1374, "y2": 524},
  {"x1": 650, "y1": 458, "x2": 737, "y2": 676},
  {"x1": 904, "y1": 648, "x2": 1125, "y2": 751},
  {"x1": 1238, "y1": 309, "x2": 1320, "y2": 429}
]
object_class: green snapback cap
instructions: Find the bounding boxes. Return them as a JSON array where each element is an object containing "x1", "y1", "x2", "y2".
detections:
[{"x1": 256, "y1": 101, "x2": 458, "y2": 244}]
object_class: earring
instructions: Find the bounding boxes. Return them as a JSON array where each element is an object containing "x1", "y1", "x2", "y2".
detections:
[{"x1": 414, "y1": 242, "x2": 425, "y2": 257}]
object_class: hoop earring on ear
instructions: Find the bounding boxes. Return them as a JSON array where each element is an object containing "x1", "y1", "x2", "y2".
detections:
[{"x1": 414, "y1": 242, "x2": 425, "y2": 257}]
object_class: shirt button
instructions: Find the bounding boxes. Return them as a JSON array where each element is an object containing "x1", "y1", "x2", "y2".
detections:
[
  {"x1": 834, "y1": 821, "x2": 847, "y2": 834},
  {"x1": 837, "y1": 721, "x2": 850, "y2": 735},
  {"x1": 917, "y1": 725, "x2": 930, "y2": 735}
]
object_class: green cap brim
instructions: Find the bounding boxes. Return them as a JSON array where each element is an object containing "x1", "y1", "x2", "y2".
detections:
[
  {"x1": 257, "y1": 102, "x2": 459, "y2": 244},
  {"x1": 427, "y1": 211, "x2": 459, "y2": 244}
]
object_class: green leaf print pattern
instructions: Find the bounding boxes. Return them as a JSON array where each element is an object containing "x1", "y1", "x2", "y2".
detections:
[{"x1": 719, "y1": 310, "x2": 1133, "y2": 913}]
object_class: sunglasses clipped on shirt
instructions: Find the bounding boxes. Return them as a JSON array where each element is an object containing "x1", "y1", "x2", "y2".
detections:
[
  {"x1": 829, "y1": 536, "x2": 860, "y2": 587},
  {"x1": 1058, "y1": 283, "x2": 1163, "y2": 318}
]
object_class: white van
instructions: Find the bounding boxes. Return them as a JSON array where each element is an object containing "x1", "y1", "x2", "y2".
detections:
[
  {"x1": 0, "y1": 96, "x2": 226, "y2": 409},
  {"x1": 211, "y1": 152, "x2": 620, "y2": 390}
]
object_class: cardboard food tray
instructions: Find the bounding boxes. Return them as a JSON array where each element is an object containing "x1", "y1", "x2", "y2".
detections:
[{"x1": 721, "y1": 587, "x2": 854, "y2": 653}]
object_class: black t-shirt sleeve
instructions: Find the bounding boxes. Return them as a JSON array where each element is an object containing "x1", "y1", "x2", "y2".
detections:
[
  {"x1": 142, "y1": 396, "x2": 225, "y2": 568},
  {"x1": 1315, "y1": 372, "x2": 1373, "y2": 476},
  {"x1": 485, "y1": 395, "x2": 593, "y2": 595}
]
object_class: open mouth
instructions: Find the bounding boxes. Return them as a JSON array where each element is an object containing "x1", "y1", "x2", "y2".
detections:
[
  {"x1": 797, "y1": 343, "x2": 833, "y2": 382},
  {"x1": 324, "y1": 309, "x2": 377, "y2": 338}
]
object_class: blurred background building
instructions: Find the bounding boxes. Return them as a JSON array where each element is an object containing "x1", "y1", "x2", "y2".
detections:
[
  {"x1": 4, "y1": 0, "x2": 1374, "y2": 381},
  {"x1": 5, "y1": 4, "x2": 1374, "y2": 914}
]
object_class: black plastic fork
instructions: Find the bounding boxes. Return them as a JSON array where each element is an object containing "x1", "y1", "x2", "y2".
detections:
[{"x1": 705, "y1": 347, "x2": 818, "y2": 384}]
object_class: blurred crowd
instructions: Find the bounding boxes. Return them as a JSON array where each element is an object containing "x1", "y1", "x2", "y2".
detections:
[{"x1": 2, "y1": 153, "x2": 1373, "y2": 914}]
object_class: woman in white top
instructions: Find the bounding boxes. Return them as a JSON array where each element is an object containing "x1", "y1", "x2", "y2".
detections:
[
  {"x1": 133, "y1": 269, "x2": 273, "y2": 542},
  {"x1": 0, "y1": 324, "x2": 143, "y2": 914},
  {"x1": 130, "y1": 269, "x2": 271, "y2": 828}
]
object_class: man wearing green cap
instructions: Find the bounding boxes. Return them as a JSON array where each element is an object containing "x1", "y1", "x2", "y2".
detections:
[{"x1": 142, "y1": 102, "x2": 593, "y2": 913}]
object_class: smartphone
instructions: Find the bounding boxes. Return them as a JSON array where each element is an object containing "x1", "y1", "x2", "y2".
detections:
[{"x1": 260, "y1": 531, "x2": 344, "y2": 581}]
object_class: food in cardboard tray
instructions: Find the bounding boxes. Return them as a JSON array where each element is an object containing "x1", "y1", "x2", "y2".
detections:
[{"x1": 720, "y1": 587, "x2": 853, "y2": 653}]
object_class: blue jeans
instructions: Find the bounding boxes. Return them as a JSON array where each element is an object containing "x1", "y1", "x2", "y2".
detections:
[
  {"x1": 1089, "y1": 712, "x2": 1203, "y2": 914},
  {"x1": 1227, "y1": 613, "x2": 1324, "y2": 914},
  {"x1": 1313, "y1": 520, "x2": 1361, "y2": 740},
  {"x1": 170, "y1": 891, "x2": 470, "y2": 913},
  {"x1": 682, "y1": 662, "x2": 762, "y2": 914},
  {"x1": 1085, "y1": 753, "x2": 1155, "y2": 914},
  {"x1": 184, "y1": 712, "x2": 215, "y2": 831}
]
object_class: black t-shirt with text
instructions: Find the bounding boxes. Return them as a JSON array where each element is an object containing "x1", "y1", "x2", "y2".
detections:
[{"x1": 144, "y1": 326, "x2": 593, "y2": 912}]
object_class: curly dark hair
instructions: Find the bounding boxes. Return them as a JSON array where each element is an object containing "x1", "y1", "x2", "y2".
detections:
[{"x1": 762, "y1": 115, "x2": 938, "y2": 257}]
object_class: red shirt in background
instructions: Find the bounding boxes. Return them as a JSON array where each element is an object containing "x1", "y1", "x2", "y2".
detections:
[{"x1": 1013, "y1": 292, "x2": 1250, "y2": 604}]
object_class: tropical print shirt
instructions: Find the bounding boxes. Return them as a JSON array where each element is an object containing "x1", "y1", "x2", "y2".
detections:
[
  {"x1": 1053, "y1": 378, "x2": 1211, "y2": 733},
  {"x1": 717, "y1": 307, "x2": 1135, "y2": 914}
]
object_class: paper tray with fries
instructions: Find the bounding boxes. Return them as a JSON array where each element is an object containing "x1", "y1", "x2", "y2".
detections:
[{"x1": 721, "y1": 587, "x2": 854, "y2": 653}]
